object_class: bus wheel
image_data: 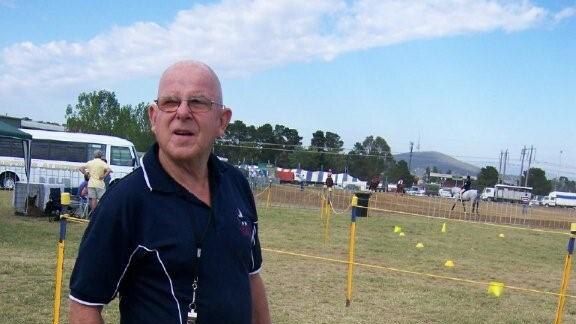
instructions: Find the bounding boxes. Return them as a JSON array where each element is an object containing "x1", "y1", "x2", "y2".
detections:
[{"x1": 0, "y1": 172, "x2": 19, "y2": 190}]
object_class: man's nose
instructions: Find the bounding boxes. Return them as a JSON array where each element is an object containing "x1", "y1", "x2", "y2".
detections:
[{"x1": 175, "y1": 100, "x2": 192, "y2": 118}]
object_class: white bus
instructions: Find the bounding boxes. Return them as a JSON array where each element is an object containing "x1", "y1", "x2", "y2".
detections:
[{"x1": 0, "y1": 129, "x2": 140, "y2": 189}]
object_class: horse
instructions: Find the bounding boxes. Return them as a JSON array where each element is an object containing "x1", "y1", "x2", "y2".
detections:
[{"x1": 450, "y1": 187, "x2": 480, "y2": 214}]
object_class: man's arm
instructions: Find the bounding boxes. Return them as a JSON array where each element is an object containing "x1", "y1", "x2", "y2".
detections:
[
  {"x1": 250, "y1": 273, "x2": 271, "y2": 324},
  {"x1": 79, "y1": 166, "x2": 87, "y2": 175},
  {"x1": 69, "y1": 300, "x2": 104, "y2": 324},
  {"x1": 101, "y1": 168, "x2": 112, "y2": 180}
]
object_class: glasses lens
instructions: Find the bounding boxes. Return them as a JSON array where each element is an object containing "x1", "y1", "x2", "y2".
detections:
[
  {"x1": 157, "y1": 97, "x2": 180, "y2": 112},
  {"x1": 187, "y1": 98, "x2": 212, "y2": 112}
]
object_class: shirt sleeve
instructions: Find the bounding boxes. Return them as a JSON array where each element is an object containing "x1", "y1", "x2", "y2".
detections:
[
  {"x1": 69, "y1": 190, "x2": 138, "y2": 305},
  {"x1": 240, "y1": 174, "x2": 263, "y2": 275}
]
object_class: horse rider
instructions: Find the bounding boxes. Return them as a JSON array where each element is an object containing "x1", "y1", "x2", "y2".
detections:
[{"x1": 460, "y1": 175, "x2": 472, "y2": 195}]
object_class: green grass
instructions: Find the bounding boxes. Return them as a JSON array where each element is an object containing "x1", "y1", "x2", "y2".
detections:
[{"x1": 1, "y1": 191, "x2": 576, "y2": 323}]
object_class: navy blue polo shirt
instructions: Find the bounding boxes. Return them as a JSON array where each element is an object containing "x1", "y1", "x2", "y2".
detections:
[{"x1": 69, "y1": 144, "x2": 262, "y2": 324}]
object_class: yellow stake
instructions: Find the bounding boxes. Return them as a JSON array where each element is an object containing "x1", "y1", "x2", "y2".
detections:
[
  {"x1": 555, "y1": 253, "x2": 573, "y2": 324},
  {"x1": 324, "y1": 198, "x2": 332, "y2": 243},
  {"x1": 554, "y1": 223, "x2": 576, "y2": 324},
  {"x1": 52, "y1": 218, "x2": 67, "y2": 324},
  {"x1": 346, "y1": 221, "x2": 357, "y2": 306},
  {"x1": 266, "y1": 185, "x2": 271, "y2": 209}
]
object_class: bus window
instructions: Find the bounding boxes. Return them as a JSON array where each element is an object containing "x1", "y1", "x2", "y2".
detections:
[
  {"x1": 0, "y1": 138, "x2": 24, "y2": 158},
  {"x1": 31, "y1": 140, "x2": 50, "y2": 160},
  {"x1": 87, "y1": 144, "x2": 106, "y2": 161},
  {"x1": 67, "y1": 142, "x2": 87, "y2": 162},
  {"x1": 111, "y1": 146, "x2": 133, "y2": 166}
]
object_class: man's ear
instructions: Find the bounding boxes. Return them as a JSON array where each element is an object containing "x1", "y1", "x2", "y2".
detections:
[
  {"x1": 217, "y1": 107, "x2": 232, "y2": 137},
  {"x1": 148, "y1": 104, "x2": 157, "y2": 134}
]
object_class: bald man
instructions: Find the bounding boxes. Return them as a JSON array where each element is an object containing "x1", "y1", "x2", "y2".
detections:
[{"x1": 69, "y1": 61, "x2": 270, "y2": 324}]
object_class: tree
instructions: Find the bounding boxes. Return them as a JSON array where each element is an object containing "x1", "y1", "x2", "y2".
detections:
[
  {"x1": 324, "y1": 132, "x2": 344, "y2": 153},
  {"x1": 388, "y1": 160, "x2": 415, "y2": 187},
  {"x1": 66, "y1": 90, "x2": 123, "y2": 135},
  {"x1": 65, "y1": 91, "x2": 154, "y2": 152},
  {"x1": 523, "y1": 168, "x2": 552, "y2": 196},
  {"x1": 348, "y1": 136, "x2": 394, "y2": 180},
  {"x1": 476, "y1": 166, "x2": 499, "y2": 189}
]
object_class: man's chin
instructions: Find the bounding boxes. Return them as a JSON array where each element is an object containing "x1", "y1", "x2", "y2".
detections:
[{"x1": 163, "y1": 145, "x2": 205, "y2": 162}]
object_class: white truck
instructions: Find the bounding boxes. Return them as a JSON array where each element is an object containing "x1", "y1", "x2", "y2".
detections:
[
  {"x1": 541, "y1": 191, "x2": 576, "y2": 207},
  {"x1": 480, "y1": 184, "x2": 532, "y2": 203}
]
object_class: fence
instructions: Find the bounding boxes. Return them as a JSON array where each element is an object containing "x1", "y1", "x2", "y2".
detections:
[{"x1": 254, "y1": 184, "x2": 576, "y2": 231}]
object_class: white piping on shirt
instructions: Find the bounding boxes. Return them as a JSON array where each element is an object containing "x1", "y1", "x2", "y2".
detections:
[
  {"x1": 68, "y1": 295, "x2": 106, "y2": 306},
  {"x1": 139, "y1": 245, "x2": 183, "y2": 324},
  {"x1": 140, "y1": 156, "x2": 152, "y2": 191},
  {"x1": 249, "y1": 266, "x2": 262, "y2": 276},
  {"x1": 91, "y1": 245, "x2": 183, "y2": 324}
]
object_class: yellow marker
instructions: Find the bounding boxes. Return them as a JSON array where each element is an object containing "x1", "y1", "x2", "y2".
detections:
[
  {"x1": 487, "y1": 282, "x2": 504, "y2": 297},
  {"x1": 399, "y1": 232, "x2": 405, "y2": 237},
  {"x1": 351, "y1": 195, "x2": 358, "y2": 207},
  {"x1": 416, "y1": 243, "x2": 424, "y2": 248},
  {"x1": 499, "y1": 233, "x2": 505, "y2": 238},
  {"x1": 393, "y1": 225, "x2": 402, "y2": 233},
  {"x1": 444, "y1": 260, "x2": 454, "y2": 268},
  {"x1": 441, "y1": 223, "x2": 447, "y2": 233}
]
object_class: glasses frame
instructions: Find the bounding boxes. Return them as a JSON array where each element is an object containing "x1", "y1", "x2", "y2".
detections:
[{"x1": 154, "y1": 96, "x2": 225, "y2": 114}]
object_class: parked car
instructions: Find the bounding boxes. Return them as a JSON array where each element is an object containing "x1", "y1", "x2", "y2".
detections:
[
  {"x1": 529, "y1": 195, "x2": 543, "y2": 206},
  {"x1": 406, "y1": 186, "x2": 426, "y2": 196}
]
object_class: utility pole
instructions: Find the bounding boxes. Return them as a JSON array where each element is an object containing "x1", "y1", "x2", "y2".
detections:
[
  {"x1": 519, "y1": 146, "x2": 526, "y2": 186},
  {"x1": 502, "y1": 149, "x2": 508, "y2": 184},
  {"x1": 524, "y1": 146, "x2": 534, "y2": 187},
  {"x1": 408, "y1": 141, "x2": 414, "y2": 172},
  {"x1": 498, "y1": 151, "x2": 503, "y2": 184}
]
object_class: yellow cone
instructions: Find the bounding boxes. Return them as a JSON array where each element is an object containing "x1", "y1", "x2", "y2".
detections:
[
  {"x1": 416, "y1": 243, "x2": 424, "y2": 248},
  {"x1": 499, "y1": 233, "x2": 505, "y2": 238},
  {"x1": 399, "y1": 232, "x2": 405, "y2": 237},
  {"x1": 394, "y1": 225, "x2": 402, "y2": 233},
  {"x1": 444, "y1": 260, "x2": 454, "y2": 267},
  {"x1": 487, "y1": 282, "x2": 504, "y2": 297},
  {"x1": 441, "y1": 223, "x2": 447, "y2": 233}
]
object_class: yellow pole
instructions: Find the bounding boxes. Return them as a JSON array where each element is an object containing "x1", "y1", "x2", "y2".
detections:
[
  {"x1": 346, "y1": 221, "x2": 357, "y2": 306},
  {"x1": 554, "y1": 223, "x2": 576, "y2": 324},
  {"x1": 346, "y1": 194, "x2": 359, "y2": 307},
  {"x1": 52, "y1": 217, "x2": 67, "y2": 324},
  {"x1": 266, "y1": 184, "x2": 271, "y2": 209},
  {"x1": 324, "y1": 194, "x2": 332, "y2": 244},
  {"x1": 320, "y1": 195, "x2": 325, "y2": 219}
]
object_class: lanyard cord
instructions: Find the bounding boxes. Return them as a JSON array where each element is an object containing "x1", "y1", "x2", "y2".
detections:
[{"x1": 189, "y1": 206, "x2": 214, "y2": 315}]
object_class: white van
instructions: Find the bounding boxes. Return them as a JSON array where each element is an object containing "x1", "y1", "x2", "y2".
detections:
[
  {"x1": 542, "y1": 192, "x2": 576, "y2": 208},
  {"x1": 480, "y1": 187, "x2": 494, "y2": 201}
]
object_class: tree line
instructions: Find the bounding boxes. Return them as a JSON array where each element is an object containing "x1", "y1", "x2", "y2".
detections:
[{"x1": 65, "y1": 90, "x2": 564, "y2": 194}]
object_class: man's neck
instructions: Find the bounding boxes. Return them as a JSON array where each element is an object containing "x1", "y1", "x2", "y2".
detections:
[{"x1": 158, "y1": 150, "x2": 212, "y2": 205}]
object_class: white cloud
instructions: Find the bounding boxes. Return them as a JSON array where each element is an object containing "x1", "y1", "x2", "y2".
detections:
[
  {"x1": 0, "y1": 0, "x2": 548, "y2": 97},
  {"x1": 554, "y1": 6, "x2": 576, "y2": 23}
]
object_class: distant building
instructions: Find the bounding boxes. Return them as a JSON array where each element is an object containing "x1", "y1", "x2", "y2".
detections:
[
  {"x1": 429, "y1": 172, "x2": 477, "y2": 187},
  {"x1": 0, "y1": 115, "x2": 66, "y2": 132}
]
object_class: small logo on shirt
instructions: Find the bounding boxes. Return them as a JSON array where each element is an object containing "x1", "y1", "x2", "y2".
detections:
[{"x1": 237, "y1": 208, "x2": 252, "y2": 236}]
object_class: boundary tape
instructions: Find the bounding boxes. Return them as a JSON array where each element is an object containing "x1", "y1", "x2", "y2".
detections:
[{"x1": 262, "y1": 247, "x2": 576, "y2": 299}]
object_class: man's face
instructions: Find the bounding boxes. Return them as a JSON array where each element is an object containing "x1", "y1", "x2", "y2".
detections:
[{"x1": 149, "y1": 64, "x2": 231, "y2": 163}]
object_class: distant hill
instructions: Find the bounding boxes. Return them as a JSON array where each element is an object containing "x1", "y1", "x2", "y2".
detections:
[{"x1": 393, "y1": 151, "x2": 481, "y2": 177}]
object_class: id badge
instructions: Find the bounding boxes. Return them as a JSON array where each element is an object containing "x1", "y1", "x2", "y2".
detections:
[{"x1": 187, "y1": 310, "x2": 197, "y2": 324}]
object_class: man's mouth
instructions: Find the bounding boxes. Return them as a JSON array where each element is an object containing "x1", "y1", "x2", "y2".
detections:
[{"x1": 173, "y1": 130, "x2": 194, "y2": 136}]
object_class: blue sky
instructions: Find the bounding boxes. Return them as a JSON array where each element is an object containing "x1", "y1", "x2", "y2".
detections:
[{"x1": 0, "y1": 0, "x2": 575, "y2": 178}]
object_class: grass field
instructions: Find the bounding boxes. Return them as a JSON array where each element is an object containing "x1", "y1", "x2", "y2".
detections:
[{"x1": 2, "y1": 190, "x2": 576, "y2": 323}]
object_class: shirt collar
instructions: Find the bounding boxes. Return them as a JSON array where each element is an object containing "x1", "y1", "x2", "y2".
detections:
[{"x1": 141, "y1": 143, "x2": 223, "y2": 193}]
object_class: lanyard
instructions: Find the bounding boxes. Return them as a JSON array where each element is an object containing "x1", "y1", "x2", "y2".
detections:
[{"x1": 188, "y1": 207, "x2": 214, "y2": 321}]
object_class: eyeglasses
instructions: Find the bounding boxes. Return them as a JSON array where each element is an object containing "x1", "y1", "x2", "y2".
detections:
[{"x1": 154, "y1": 96, "x2": 224, "y2": 113}]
